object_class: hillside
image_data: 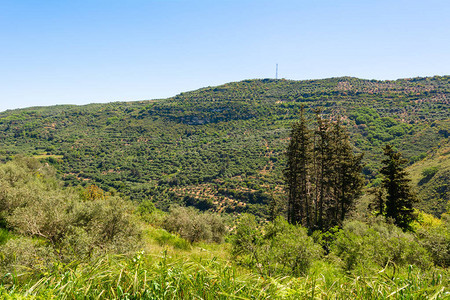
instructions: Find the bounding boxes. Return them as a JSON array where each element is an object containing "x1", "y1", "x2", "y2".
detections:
[
  {"x1": 1, "y1": 158, "x2": 448, "y2": 299},
  {"x1": 0, "y1": 76, "x2": 449, "y2": 217},
  {"x1": 407, "y1": 143, "x2": 449, "y2": 216}
]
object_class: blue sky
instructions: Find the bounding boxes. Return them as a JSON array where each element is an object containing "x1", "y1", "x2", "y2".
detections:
[{"x1": 1, "y1": 0, "x2": 449, "y2": 112}]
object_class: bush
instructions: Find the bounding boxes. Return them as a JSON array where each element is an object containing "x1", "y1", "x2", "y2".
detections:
[
  {"x1": 136, "y1": 199, "x2": 165, "y2": 226},
  {"x1": 0, "y1": 159, "x2": 142, "y2": 264},
  {"x1": 163, "y1": 206, "x2": 226, "y2": 243},
  {"x1": 415, "y1": 213, "x2": 450, "y2": 267},
  {"x1": 6, "y1": 189, "x2": 77, "y2": 247},
  {"x1": 264, "y1": 217, "x2": 323, "y2": 276},
  {"x1": 65, "y1": 196, "x2": 142, "y2": 257},
  {"x1": 0, "y1": 157, "x2": 56, "y2": 221},
  {"x1": 232, "y1": 215, "x2": 322, "y2": 276},
  {"x1": 332, "y1": 219, "x2": 432, "y2": 272},
  {"x1": 0, "y1": 236, "x2": 57, "y2": 280},
  {"x1": 421, "y1": 166, "x2": 439, "y2": 180},
  {"x1": 137, "y1": 199, "x2": 156, "y2": 218},
  {"x1": 231, "y1": 214, "x2": 262, "y2": 265}
]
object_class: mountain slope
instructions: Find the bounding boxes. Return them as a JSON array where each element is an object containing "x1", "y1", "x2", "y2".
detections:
[
  {"x1": 0, "y1": 76, "x2": 449, "y2": 217},
  {"x1": 407, "y1": 140, "x2": 449, "y2": 217}
]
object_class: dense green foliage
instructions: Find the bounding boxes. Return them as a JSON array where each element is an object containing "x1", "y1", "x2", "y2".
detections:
[
  {"x1": 332, "y1": 219, "x2": 431, "y2": 271},
  {"x1": 415, "y1": 213, "x2": 450, "y2": 268},
  {"x1": 285, "y1": 109, "x2": 364, "y2": 231},
  {"x1": 0, "y1": 76, "x2": 449, "y2": 217},
  {"x1": 162, "y1": 206, "x2": 226, "y2": 243},
  {"x1": 407, "y1": 145, "x2": 450, "y2": 217},
  {"x1": 0, "y1": 158, "x2": 141, "y2": 275},
  {"x1": 0, "y1": 75, "x2": 449, "y2": 298},
  {"x1": 1, "y1": 252, "x2": 448, "y2": 299},
  {"x1": 375, "y1": 145, "x2": 418, "y2": 230},
  {"x1": 232, "y1": 215, "x2": 323, "y2": 276},
  {"x1": 0, "y1": 158, "x2": 449, "y2": 299}
]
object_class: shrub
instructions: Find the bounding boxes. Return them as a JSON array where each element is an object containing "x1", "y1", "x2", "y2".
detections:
[
  {"x1": 332, "y1": 219, "x2": 432, "y2": 272},
  {"x1": 232, "y1": 215, "x2": 322, "y2": 276},
  {"x1": 203, "y1": 213, "x2": 227, "y2": 243},
  {"x1": 0, "y1": 237, "x2": 57, "y2": 280},
  {"x1": 421, "y1": 166, "x2": 439, "y2": 180},
  {"x1": 66, "y1": 196, "x2": 142, "y2": 257},
  {"x1": 6, "y1": 189, "x2": 77, "y2": 247},
  {"x1": 0, "y1": 157, "x2": 56, "y2": 220},
  {"x1": 231, "y1": 214, "x2": 262, "y2": 266},
  {"x1": 163, "y1": 206, "x2": 226, "y2": 244},
  {"x1": 263, "y1": 217, "x2": 323, "y2": 276},
  {"x1": 137, "y1": 199, "x2": 156, "y2": 217},
  {"x1": 136, "y1": 199, "x2": 165, "y2": 226},
  {"x1": 0, "y1": 158, "x2": 142, "y2": 264},
  {"x1": 415, "y1": 213, "x2": 450, "y2": 267}
]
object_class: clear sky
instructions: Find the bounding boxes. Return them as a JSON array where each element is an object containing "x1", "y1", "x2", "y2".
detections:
[{"x1": 1, "y1": 0, "x2": 449, "y2": 112}]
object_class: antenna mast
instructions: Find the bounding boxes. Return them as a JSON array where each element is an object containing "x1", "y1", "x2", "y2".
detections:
[{"x1": 276, "y1": 64, "x2": 278, "y2": 79}]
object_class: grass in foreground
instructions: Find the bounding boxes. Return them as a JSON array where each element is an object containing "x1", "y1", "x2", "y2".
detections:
[{"x1": 1, "y1": 237, "x2": 448, "y2": 300}]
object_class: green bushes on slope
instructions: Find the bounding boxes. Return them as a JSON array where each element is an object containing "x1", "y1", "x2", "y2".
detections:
[
  {"x1": 232, "y1": 215, "x2": 323, "y2": 276},
  {"x1": 0, "y1": 77, "x2": 448, "y2": 217},
  {"x1": 163, "y1": 206, "x2": 226, "y2": 244},
  {"x1": 331, "y1": 219, "x2": 432, "y2": 272},
  {"x1": 0, "y1": 157, "x2": 141, "y2": 279}
]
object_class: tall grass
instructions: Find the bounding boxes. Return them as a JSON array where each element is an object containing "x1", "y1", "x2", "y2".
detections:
[{"x1": 1, "y1": 250, "x2": 448, "y2": 299}]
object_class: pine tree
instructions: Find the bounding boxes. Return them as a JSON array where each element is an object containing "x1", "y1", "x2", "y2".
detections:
[
  {"x1": 285, "y1": 110, "x2": 364, "y2": 231},
  {"x1": 331, "y1": 120, "x2": 364, "y2": 224},
  {"x1": 314, "y1": 113, "x2": 330, "y2": 230},
  {"x1": 379, "y1": 145, "x2": 418, "y2": 230},
  {"x1": 285, "y1": 106, "x2": 311, "y2": 226}
]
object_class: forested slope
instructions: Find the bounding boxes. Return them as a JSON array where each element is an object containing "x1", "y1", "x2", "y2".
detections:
[{"x1": 0, "y1": 76, "x2": 449, "y2": 217}]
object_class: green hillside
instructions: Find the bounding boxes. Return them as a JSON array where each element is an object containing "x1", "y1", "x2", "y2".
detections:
[
  {"x1": 1, "y1": 77, "x2": 449, "y2": 299},
  {"x1": 0, "y1": 158, "x2": 448, "y2": 299},
  {"x1": 0, "y1": 76, "x2": 449, "y2": 217},
  {"x1": 407, "y1": 141, "x2": 449, "y2": 217}
]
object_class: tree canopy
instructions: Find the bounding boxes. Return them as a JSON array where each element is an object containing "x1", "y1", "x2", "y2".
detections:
[{"x1": 285, "y1": 109, "x2": 364, "y2": 231}]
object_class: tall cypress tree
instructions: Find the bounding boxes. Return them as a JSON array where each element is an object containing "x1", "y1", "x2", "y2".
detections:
[
  {"x1": 331, "y1": 120, "x2": 364, "y2": 224},
  {"x1": 379, "y1": 145, "x2": 417, "y2": 230},
  {"x1": 314, "y1": 113, "x2": 330, "y2": 230},
  {"x1": 285, "y1": 106, "x2": 311, "y2": 226},
  {"x1": 285, "y1": 110, "x2": 364, "y2": 231}
]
